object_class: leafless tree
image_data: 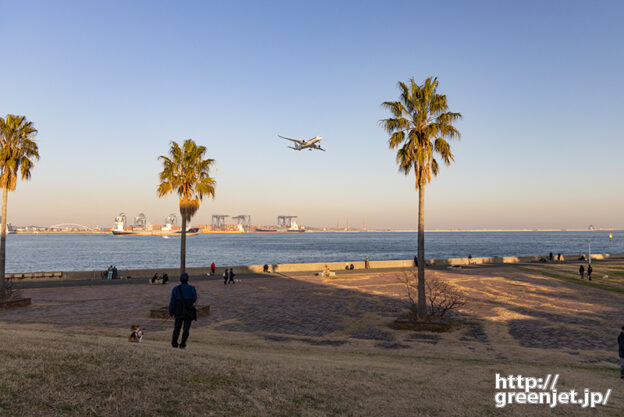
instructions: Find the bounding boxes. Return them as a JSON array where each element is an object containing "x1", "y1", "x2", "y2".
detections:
[{"x1": 398, "y1": 271, "x2": 466, "y2": 320}]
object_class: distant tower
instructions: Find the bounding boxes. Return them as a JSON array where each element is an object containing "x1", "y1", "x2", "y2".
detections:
[
  {"x1": 212, "y1": 215, "x2": 229, "y2": 228},
  {"x1": 165, "y1": 213, "x2": 178, "y2": 227},
  {"x1": 232, "y1": 215, "x2": 251, "y2": 231},
  {"x1": 277, "y1": 216, "x2": 298, "y2": 228},
  {"x1": 346, "y1": 217, "x2": 349, "y2": 231},
  {"x1": 363, "y1": 218, "x2": 367, "y2": 232},
  {"x1": 134, "y1": 213, "x2": 147, "y2": 228}
]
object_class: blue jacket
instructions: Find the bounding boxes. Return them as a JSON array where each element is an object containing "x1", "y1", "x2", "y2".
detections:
[{"x1": 168, "y1": 283, "x2": 198, "y2": 317}]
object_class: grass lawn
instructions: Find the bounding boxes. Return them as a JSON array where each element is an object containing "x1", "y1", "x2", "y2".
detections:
[{"x1": 0, "y1": 263, "x2": 622, "y2": 416}]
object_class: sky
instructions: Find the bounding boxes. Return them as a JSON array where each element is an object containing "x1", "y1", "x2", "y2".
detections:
[{"x1": 1, "y1": 0, "x2": 623, "y2": 230}]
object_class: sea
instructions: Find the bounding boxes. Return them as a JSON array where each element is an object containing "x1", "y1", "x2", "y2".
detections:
[{"x1": 5, "y1": 230, "x2": 622, "y2": 273}]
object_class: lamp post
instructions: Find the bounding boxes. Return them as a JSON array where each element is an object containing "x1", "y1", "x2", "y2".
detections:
[{"x1": 587, "y1": 239, "x2": 591, "y2": 264}]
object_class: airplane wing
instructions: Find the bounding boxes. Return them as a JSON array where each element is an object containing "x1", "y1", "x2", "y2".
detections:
[{"x1": 278, "y1": 135, "x2": 304, "y2": 145}]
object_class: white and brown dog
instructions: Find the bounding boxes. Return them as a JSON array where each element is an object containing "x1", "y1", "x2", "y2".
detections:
[{"x1": 128, "y1": 325, "x2": 144, "y2": 343}]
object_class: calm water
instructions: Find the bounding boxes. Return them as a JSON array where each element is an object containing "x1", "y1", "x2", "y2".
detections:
[{"x1": 6, "y1": 231, "x2": 622, "y2": 273}]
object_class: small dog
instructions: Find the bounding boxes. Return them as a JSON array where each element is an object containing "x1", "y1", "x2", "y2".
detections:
[{"x1": 128, "y1": 325, "x2": 144, "y2": 343}]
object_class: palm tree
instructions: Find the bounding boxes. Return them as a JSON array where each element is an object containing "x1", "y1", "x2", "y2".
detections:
[
  {"x1": 381, "y1": 77, "x2": 461, "y2": 321},
  {"x1": 0, "y1": 115, "x2": 39, "y2": 299},
  {"x1": 158, "y1": 139, "x2": 216, "y2": 274}
]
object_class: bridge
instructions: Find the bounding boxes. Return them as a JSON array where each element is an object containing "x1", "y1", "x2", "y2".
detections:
[{"x1": 48, "y1": 223, "x2": 97, "y2": 231}]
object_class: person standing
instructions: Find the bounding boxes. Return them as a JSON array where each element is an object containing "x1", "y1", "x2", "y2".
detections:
[
  {"x1": 414, "y1": 255, "x2": 418, "y2": 267},
  {"x1": 169, "y1": 273, "x2": 198, "y2": 349},
  {"x1": 618, "y1": 326, "x2": 624, "y2": 379},
  {"x1": 223, "y1": 269, "x2": 228, "y2": 285},
  {"x1": 365, "y1": 257, "x2": 370, "y2": 269},
  {"x1": 210, "y1": 262, "x2": 216, "y2": 276},
  {"x1": 549, "y1": 252, "x2": 553, "y2": 261},
  {"x1": 587, "y1": 264, "x2": 593, "y2": 281},
  {"x1": 228, "y1": 268, "x2": 235, "y2": 284},
  {"x1": 579, "y1": 264, "x2": 585, "y2": 280}
]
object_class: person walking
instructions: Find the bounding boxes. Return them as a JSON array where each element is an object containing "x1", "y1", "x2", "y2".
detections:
[
  {"x1": 223, "y1": 269, "x2": 228, "y2": 285},
  {"x1": 169, "y1": 273, "x2": 198, "y2": 349},
  {"x1": 618, "y1": 326, "x2": 624, "y2": 379},
  {"x1": 579, "y1": 264, "x2": 585, "y2": 280},
  {"x1": 210, "y1": 262, "x2": 216, "y2": 276},
  {"x1": 587, "y1": 264, "x2": 593, "y2": 281},
  {"x1": 549, "y1": 252, "x2": 553, "y2": 261},
  {"x1": 228, "y1": 268, "x2": 235, "y2": 284}
]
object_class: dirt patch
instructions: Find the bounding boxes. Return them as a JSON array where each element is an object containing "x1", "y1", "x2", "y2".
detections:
[
  {"x1": 350, "y1": 327, "x2": 396, "y2": 341},
  {"x1": 508, "y1": 319, "x2": 614, "y2": 350}
]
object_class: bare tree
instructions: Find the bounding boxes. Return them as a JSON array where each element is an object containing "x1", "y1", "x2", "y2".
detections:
[
  {"x1": 398, "y1": 271, "x2": 465, "y2": 320},
  {"x1": 425, "y1": 276, "x2": 466, "y2": 318}
]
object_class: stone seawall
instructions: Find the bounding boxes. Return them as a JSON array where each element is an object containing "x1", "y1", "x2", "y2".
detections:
[{"x1": 5, "y1": 252, "x2": 619, "y2": 282}]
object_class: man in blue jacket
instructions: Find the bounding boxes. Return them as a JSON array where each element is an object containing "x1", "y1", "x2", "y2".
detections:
[{"x1": 169, "y1": 273, "x2": 198, "y2": 349}]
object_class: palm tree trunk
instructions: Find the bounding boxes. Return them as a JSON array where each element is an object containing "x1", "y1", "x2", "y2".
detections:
[
  {"x1": 417, "y1": 179, "x2": 426, "y2": 321},
  {"x1": 0, "y1": 186, "x2": 8, "y2": 300},
  {"x1": 180, "y1": 216, "x2": 187, "y2": 274}
]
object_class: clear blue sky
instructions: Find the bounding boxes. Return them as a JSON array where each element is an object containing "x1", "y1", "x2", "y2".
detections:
[{"x1": 1, "y1": 0, "x2": 623, "y2": 229}]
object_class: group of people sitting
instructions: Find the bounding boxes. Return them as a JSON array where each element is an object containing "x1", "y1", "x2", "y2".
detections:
[{"x1": 150, "y1": 273, "x2": 169, "y2": 284}]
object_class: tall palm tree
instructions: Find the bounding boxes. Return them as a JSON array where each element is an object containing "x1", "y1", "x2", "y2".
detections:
[
  {"x1": 158, "y1": 139, "x2": 216, "y2": 274},
  {"x1": 0, "y1": 115, "x2": 39, "y2": 299},
  {"x1": 381, "y1": 77, "x2": 461, "y2": 321}
]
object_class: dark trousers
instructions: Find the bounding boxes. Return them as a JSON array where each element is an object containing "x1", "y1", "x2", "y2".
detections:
[{"x1": 172, "y1": 317, "x2": 193, "y2": 346}]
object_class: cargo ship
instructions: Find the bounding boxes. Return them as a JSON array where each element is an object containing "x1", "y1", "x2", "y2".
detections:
[
  {"x1": 201, "y1": 224, "x2": 245, "y2": 234},
  {"x1": 111, "y1": 213, "x2": 199, "y2": 236},
  {"x1": 255, "y1": 221, "x2": 305, "y2": 233}
]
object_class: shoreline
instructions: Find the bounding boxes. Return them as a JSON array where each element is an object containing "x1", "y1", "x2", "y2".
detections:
[
  {"x1": 11, "y1": 228, "x2": 619, "y2": 235},
  {"x1": 6, "y1": 252, "x2": 621, "y2": 283}
]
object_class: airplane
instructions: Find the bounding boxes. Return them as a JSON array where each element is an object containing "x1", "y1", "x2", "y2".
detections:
[{"x1": 278, "y1": 135, "x2": 325, "y2": 151}]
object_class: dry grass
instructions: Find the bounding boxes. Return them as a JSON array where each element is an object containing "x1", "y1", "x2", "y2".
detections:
[{"x1": 0, "y1": 263, "x2": 623, "y2": 416}]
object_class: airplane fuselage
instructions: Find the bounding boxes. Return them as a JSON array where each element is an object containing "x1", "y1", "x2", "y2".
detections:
[
  {"x1": 297, "y1": 136, "x2": 322, "y2": 150},
  {"x1": 278, "y1": 134, "x2": 325, "y2": 151}
]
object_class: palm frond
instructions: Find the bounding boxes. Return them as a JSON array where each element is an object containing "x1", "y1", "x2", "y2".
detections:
[
  {"x1": 381, "y1": 77, "x2": 461, "y2": 188},
  {"x1": 157, "y1": 138, "x2": 217, "y2": 221},
  {"x1": 0, "y1": 114, "x2": 39, "y2": 191}
]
